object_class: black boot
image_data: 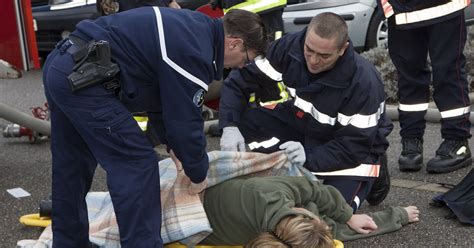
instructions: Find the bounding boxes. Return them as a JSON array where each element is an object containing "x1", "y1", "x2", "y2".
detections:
[
  {"x1": 366, "y1": 153, "x2": 390, "y2": 206},
  {"x1": 398, "y1": 138, "x2": 423, "y2": 171},
  {"x1": 426, "y1": 139, "x2": 472, "y2": 173}
]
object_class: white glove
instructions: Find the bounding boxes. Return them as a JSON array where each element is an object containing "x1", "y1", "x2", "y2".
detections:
[
  {"x1": 220, "y1": 126, "x2": 246, "y2": 151},
  {"x1": 279, "y1": 141, "x2": 306, "y2": 166}
]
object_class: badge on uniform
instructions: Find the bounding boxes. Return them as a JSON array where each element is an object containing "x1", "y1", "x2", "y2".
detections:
[{"x1": 193, "y1": 89, "x2": 206, "y2": 107}]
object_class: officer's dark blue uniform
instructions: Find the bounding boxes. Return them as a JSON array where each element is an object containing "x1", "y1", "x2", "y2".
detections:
[
  {"x1": 219, "y1": 27, "x2": 393, "y2": 211},
  {"x1": 43, "y1": 7, "x2": 223, "y2": 247},
  {"x1": 378, "y1": 0, "x2": 472, "y2": 173}
]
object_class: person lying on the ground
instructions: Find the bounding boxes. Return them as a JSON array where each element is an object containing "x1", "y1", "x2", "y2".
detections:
[
  {"x1": 200, "y1": 176, "x2": 420, "y2": 247},
  {"x1": 17, "y1": 151, "x2": 418, "y2": 248}
]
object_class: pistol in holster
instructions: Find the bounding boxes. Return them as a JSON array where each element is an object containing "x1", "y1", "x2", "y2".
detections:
[{"x1": 67, "y1": 40, "x2": 120, "y2": 93}]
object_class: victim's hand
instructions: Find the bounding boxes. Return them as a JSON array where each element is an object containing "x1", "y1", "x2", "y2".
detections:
[{"x1": 346, "y1": 214, "x2": 378, "y2": 234}]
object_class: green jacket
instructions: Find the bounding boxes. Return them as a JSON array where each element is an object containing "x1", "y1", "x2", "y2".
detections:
[{"x1": 201, "y1": 176, "x2": 409, "y2": 245}]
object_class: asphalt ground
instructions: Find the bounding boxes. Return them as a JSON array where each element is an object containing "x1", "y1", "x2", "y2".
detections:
[{"x1": 1, "y1": 70, "x2": 473, "y2": 247}]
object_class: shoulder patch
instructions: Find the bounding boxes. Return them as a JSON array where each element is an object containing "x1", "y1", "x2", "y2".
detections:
[{"x1": 193, "y1": 89, "x2": 206, "y2": 107}]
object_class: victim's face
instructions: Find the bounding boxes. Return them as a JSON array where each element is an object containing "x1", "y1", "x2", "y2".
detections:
[{"x1": 303, "y1": 31, "x2": 347, "y2": 75}]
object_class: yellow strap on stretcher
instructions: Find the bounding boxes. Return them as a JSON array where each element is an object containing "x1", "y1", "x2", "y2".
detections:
[{"x1": 19, "y1": 213, "x2": 51, "y2": 228}]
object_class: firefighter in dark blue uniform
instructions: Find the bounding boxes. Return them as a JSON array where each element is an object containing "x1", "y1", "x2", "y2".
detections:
[
  {"x1": 219, "y1": 12, "x2": 393, "y2": 211},
  {"x1": 42, "y1": 8, "x2": 267, "y2": 247},
  {"x1": 378, "y1": 0, "x2": 472, "y2": 173}
]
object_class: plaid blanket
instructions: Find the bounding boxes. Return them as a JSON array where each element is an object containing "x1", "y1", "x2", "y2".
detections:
[{"x1": 17, "y1": 151, "x2": 316, "y2": 248}]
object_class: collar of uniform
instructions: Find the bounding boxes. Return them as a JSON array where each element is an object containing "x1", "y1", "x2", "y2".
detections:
[
  {"x1": 287, "y1": 28, "x2": 307, "y2": 65},
  {"x1": 213, "y1": 18, "x2": 225, "y2": 81},
  {"x1": 288, "y1": 28, "x2": 356, "y2": 89}
]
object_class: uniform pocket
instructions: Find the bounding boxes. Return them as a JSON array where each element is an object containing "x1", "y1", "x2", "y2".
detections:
[{"x1": 88, "y1": 105, "x2": 153, "y2": 159}]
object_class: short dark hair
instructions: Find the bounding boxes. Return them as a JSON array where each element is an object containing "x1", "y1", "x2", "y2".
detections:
[
  {"x1": 308, "y1": 12, "x2": 348, "y2": 49},
  {"x1": 223, "y1": 9, "x2": 268, "y2": 56}
]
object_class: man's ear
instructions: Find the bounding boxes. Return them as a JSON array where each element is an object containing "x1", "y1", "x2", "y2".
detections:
[
  {"x1": 228, "y1": 37, "x2": 244, "y2": 49},
  {"x1": 338, "y1": 41, "x2": 349, "y2": 56}
]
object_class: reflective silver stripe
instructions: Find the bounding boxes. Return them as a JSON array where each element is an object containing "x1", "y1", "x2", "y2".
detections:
[
  {"x1": 294, "y1": 96, "x2": 337, "y2": 125},
  {"x1": 248, "y1": 137, "x2": 280, "y2": 150},
  {"x1": 353, "y1": 196, "x2": 361, "y2": 209},
  {"x1": 440, "y1": 106, "x2": 471, "y2": 118},
  {"x1": 399, "y1": 103, "x2": 429, "y2": 112},
  {"x1": 394, "y1": 0, "x2": 470, "y2": 25},
  {"x1": 289, "y1": 87, "x2": 384, "y2": 128},
  {"x1": 337, "y1": 102, "x2": 385, "y2": 129},
  {"x1": 313, "y1": 163, "x2": 380, "y2": 177},
  {"x1": 288, "y1": 87, "x2": 337, "y2": 125},
  {"x1": 153, "y1": 7, "x2": 208, "y2": 91},
  {"x1": 254, "y1": 56, "x2": 282, "y2": 81}
]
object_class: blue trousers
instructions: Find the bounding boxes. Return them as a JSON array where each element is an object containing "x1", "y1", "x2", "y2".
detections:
[
  {"x1": 43, "y1": 46, "x2": 163, "y2": 247},
  {"x1": 239, "y1": 107, "x2": 374, "y2": 212},
  {"x1": 388, "y1": 14, "x2": 471, "y2": 139}
]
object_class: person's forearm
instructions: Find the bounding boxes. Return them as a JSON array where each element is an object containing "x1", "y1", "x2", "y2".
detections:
[{"x1": 333, "y1": 206, "x2": 407, "y2": 241}]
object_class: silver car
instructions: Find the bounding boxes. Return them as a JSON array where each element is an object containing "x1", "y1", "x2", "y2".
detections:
[{"x1": 283, "y1": 0, "x2": 474, "y2": 51}]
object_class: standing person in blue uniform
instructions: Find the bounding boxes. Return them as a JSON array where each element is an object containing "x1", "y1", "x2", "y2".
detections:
[
  {"x1": 378, "y1": 0, "x2": 472, "y2": 173},
  {"x1": 218, "y1": 12, "x2": 393, "y2": 211},
  {"x1": 42, "y1": 7, "x2": 267, "y2": 247}
]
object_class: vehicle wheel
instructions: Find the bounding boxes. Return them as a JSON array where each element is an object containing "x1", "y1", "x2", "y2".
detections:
[{"x1": 365, "y1": 8, "x2": 388, "y2": 50}]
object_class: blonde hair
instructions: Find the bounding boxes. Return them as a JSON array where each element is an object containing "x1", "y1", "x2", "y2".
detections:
[{"x1": 246, "y1": 212, "x2": 333, "y2": 248}]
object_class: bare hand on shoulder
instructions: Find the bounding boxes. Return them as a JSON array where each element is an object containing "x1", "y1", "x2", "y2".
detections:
[{"x1": 347, "y1": 214, "x2": 378, "y2": 234}]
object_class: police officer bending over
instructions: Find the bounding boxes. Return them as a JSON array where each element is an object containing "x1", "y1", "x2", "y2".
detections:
[
  {"x1": 219, "y1": 12, "x2": 393, "y2": 211},
  {"x1": 43, "y1": 8, "x2": 267, "y2": 247}
]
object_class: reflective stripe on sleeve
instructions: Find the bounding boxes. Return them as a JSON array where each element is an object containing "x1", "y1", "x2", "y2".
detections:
[
  {"x1": 337, "y1": 102, "x2": 385, "y2": 129},
  {"x1": 248, "y1": 137, "x2": 280, "y2": 150},
  {"x1": 399, "y1": 103, "x2": 429, "y2": 112},
  {"x1": 394, "y1": 0, "x2": 470, "y2": 25},
  {"x1": 288, "y1": 87, "x2": 384, "y2": 128},
  {"x1": 293, "y1": 96, "x2": 337, "y2": 126},
  {"x1": 153, "y1": 7, "x2": 208, "y2": 91},
  {"x1": 313, "y1": 163, "x2": 380, "y2": 178},
  {"x1": 287, "y1": 86, "x2": 337, "y2": 125},
  {"x1": 440, "y1": 106, "x2": 471, "y2": 118}
]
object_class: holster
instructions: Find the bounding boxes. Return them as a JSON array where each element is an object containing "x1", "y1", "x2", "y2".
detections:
[{"x1": 67, "y1": 39, "x2": 120, "y2": 93}]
